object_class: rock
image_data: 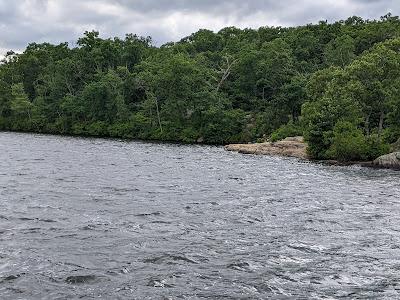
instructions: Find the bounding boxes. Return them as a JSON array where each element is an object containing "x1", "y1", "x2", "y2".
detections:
[
  {"x1": 373, "y1": 152, "x2": 400, "y2": 169},
  {"x1": 225, "y1": 136, "x2": 308, "y2": 160}
]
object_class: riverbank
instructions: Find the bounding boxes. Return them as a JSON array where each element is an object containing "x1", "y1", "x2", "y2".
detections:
[
  {"x1": 3, "y1": 130, "x2": 399, "y2": 170},
  {"x1": 225, "y1": 137, "x2": 400, "y2": 170}
]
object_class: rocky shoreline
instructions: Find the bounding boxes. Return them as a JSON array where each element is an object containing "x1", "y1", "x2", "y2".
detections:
[
  {"x1": 225, "y1": 137, "x2": 309, "y2": 160},
  {"x1": 225, "y1": 137, "x2": 400, "y2": 170},
  {"x1": 373, "y1": 152, "x2": 400, "y2": 170}
]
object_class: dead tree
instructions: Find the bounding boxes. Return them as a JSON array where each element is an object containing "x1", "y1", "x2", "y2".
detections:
[{"x1": 216, "y1": 56, "x2": 237, "y2": 92}]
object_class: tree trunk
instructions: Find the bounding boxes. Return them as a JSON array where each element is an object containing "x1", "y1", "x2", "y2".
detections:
[
  {"x1": 365, "y1": 113, "x2": 370, "y2": 137},
  {"x1": 292, "y1": 109, "x2": 297, "y2": 123},
  {"x1": 378, "y1": 111, "x2": 385, "y2": 138},
  {"x1": 216, "y1": 56, "x2": 237, "y2": 92}
]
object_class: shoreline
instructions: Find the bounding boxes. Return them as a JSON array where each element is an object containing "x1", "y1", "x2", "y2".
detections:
[
  {"x1": 227, "y1": 147, "x2": 400, "y2": 170},
  {"x1": 2, "y1": 130, "x2": 399, "y2": 170},
  {"x1": 225, "y1": 138, "x2": 400, "y2": 171},
  {"x1": 0, "y1": 129, "x2": 220, "y2": 146}
]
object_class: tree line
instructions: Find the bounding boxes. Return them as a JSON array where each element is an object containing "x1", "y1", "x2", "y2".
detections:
[{"x1": 1, "y1": 14, "x2": 399, "y2": 161}]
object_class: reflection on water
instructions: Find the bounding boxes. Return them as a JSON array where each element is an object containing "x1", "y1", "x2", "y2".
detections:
[{"x1": 0, "y1": 132, "x2": 400, "y2": 299}]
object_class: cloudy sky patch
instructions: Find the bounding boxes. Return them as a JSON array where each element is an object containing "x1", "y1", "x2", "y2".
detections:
[{"x1": 0, "y1": 0, "x2": 398, "y2": 57}]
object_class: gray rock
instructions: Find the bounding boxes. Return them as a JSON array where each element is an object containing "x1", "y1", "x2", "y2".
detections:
[
  {"x1": 373, "y1": 152, "x2": 400, "y2": 169},
  {"x1": 197, "y1": 137, "x2": 204, "y2": 143}
]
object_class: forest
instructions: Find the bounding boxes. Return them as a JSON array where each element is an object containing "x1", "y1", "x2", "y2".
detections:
[{"x1": 1, "y1": 14, "x2": 399, "y2": 161}]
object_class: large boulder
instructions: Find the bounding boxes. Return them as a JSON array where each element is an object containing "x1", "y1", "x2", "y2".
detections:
[{"x1": 373, "y1": 152, "x2": 400, "y2": 169}]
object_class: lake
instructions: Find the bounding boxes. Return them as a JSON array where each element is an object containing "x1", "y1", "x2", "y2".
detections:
[{"x1": 0, "y1": 132, "x2": 399, "y2": 299}]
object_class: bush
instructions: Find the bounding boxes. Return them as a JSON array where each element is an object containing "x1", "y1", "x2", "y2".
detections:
[
  {"x1": 326, "y1": 121, "x2": 368, "y2": 161},
  {"x1": 392, "y1": 137, "x2": 400, "y2": 152},
  {"x1": 129, "y1": 113, "x2": 153, "y2": 139},
  {"x1": 50, "y1": 116, "x2": 71, "y2": 134},
  {"x1": 0, "y1": 117, "x2": 11, "y2": 130},
  {"x1": 86, "y1": 121, "x2": 109, "y2": 136},
  {"x1": 180, "y1": 127, "x2": 199, "y2": 143},
  {"x1": 201, "y1": 108, "x2": 247, "y2": 144},
  {"x1": 108, "y1": 122, "x2": 134, "y2": 139},
  {"x1": 365, "y1": 135, "x2": 390, "y2": 159},
  {"x1": 270, "y1": 121, "x2": 303, "y2": 142},
  {"x1": 327, "y1": 122, "x2": 390, "y2": 161},
  {"x1": 382, "y1": 126, "x2": 400, "y2": 144}
]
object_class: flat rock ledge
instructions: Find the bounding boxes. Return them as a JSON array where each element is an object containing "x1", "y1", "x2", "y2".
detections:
[
  {"x1": 225, "y1": 136, "x2": 308, "y2": 160},
  {"x1": 373, "y1": 152, "x2": 400, "y2": 169}
]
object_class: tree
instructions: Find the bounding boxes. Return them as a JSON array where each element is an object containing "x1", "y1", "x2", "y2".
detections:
[
  {"x1": 256, "y1": 38, "x2": 295, "y2": 101},
  {"x1": 347, "y1": 38, "x2": 400, "y2": 137},
  {"x1": 215, "y1": 55, "x2": 237, "y2": 92},
  {"x1": 137, "y1": 53, "x2": 215, "y2": 128},
  {"x1": 0, "y1": 79, "x2": 11, "y2": 117},
  {"x1": 11, "y1": 83, "x2": 33, "y2": 120},
  {"x1": 324, "y1": 35, "x2": 356, "y2": 68},
  {"x1": 1, "y1": 16, "x2": 400, "y2": 151},
  {"x1": 278, "y1": 75, "x2": 307, "y2": 122},
  {"x1": 306, "y1": 67, "x2": 342, "y2": 102},
  {"x1": 302, "y1": 70, "x2": 363, "y2": 159},
  {"x1": 302, "y1": 38, "x2": 400, "y2": 160},
  {"x1": 80, "y1": 70, "x2": 127, "y2": 123}
]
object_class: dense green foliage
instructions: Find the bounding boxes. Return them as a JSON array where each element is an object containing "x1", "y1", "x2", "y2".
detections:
[
  {"x1": 302, "y1": 37, "x2": 400, "y2": 160},
  {"x1": 270, "y1": 122, "x2": 303, "y2": 143},
  {"x1": 1, "y1": 14, "x2": 399, "y2": 160}
]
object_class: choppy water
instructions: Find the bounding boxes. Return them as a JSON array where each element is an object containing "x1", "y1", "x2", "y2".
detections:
[{"x1": 1, "y1": 132, "x2": 400, "y2": 299}]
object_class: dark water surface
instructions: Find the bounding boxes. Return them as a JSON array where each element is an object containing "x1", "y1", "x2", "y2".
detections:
[{"x1": 1, "y1": 132, "x2": 400, "y2": 299}]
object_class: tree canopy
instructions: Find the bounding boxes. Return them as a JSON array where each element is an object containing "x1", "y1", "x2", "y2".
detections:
[{"x1": 1, "y1": 15, "x2": 399, "y2": 161}]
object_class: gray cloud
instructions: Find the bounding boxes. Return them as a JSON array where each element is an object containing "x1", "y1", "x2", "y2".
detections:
[{"x1": 0, "y1": 0, "x2": 399, "y2": 57}]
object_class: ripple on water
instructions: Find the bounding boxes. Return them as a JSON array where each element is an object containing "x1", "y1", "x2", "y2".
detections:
[{"x1": 0, "y1": 132, "x2": 400, "y2": 299}]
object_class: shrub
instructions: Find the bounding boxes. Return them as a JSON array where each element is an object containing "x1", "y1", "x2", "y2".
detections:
[
  {"x1": 71, "y1": 123, "x2": 86, "y2": 135},
  {"x1": 108, "y1": 122, "x2": 134, "y2": 139},
  {"x1": 129, "y1": 113, "x2": 153, "y2": 139},
  {"x1": 326, "y1": 121, "x2": 368, "y2": 161},
  {"x1": 201, "y1": 108, "x2": 247, "y2": 144},
  {"x1": 180, "y1": 127, "x2": 199, "y2": 143},
  {"x1": 392, "y1": 137, "x2": 400, "y2": 152},
  {"x1": 382, "y1": 126, "x2": 400, "y2": 144},
  {"x1": 86, "y1": 121, "x2": 108, "y2": 136},
  {"x1": 327, "y1": 122, "x2": 390, "y2": 161},
  {"x1": 270, "y1": 121, "x2": 303, "y2": 142},
  {"x1": 365, "y1": 135, "x2": 390, "y2": 160}
]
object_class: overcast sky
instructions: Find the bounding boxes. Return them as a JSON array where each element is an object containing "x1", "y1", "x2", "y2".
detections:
[{"x1": 0, "y1": 0, "x2": 399, "y2": 57}]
